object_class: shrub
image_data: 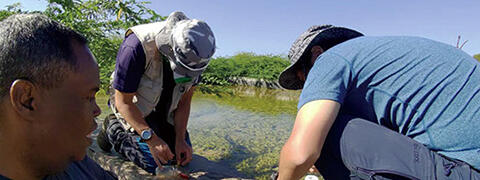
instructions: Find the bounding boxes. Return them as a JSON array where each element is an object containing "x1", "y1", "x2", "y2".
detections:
[{"x1": 201, "y1": 52, "x2": 289, "y2": 86}]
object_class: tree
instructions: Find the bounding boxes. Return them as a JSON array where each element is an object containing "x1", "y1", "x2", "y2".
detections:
[
  {"x1": 0, "y1": 3, "x2": 24, "y2": 20},
  {"x1": 1, "y1": 0, "x2": 165, "y2": 91},
  {"x1": 44, "y1": 0, "x2": 165, "y2": 91}
]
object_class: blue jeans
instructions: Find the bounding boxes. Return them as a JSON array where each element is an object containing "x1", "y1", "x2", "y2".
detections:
[
  {"x1": 316, "y1": 115, "x2": 480, "y2": 180},
  {"x1": 106, "y1": 116, "x2": 191, "y2": 174}
]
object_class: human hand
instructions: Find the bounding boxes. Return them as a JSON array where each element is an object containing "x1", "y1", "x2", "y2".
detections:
[
  {"x1": 147, "y1": 135, "x2": 174, "y2": 168},
  {"x1": 175, "y1": 139, "x2": 193, "y2": 166}
]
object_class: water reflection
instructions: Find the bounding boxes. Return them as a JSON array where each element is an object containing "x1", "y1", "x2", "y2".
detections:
[{"x1": 188, "y1": 86, "x2": 300, "y2": 179}]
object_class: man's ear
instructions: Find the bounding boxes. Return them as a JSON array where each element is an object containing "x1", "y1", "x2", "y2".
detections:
[
  {"x1": 311, "y1": 45, "x2": 324, "y2": 52},
  {"x1": 9, "y1": 79, "x2": 37, "y2": 120},
  {"x1": 311, "y1": 45, "x2": 324, "y2": 55},
  {"x1": 310, "y1": 45, "x2": 324, "y2": 64}
]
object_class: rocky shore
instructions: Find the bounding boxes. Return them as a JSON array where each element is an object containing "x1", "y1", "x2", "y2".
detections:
[
  {"x1": 228, "y1": 77, "x2": 282, "y2": 89},
  {"x1": 88, "y1": 118, "x2": 251, "y2": 180}
]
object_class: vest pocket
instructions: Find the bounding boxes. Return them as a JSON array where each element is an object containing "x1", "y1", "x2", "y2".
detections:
[
  {"x1": 135, "y1": 76, "x2": 163, "y2": 117},
  {"x1": 136, "y1": 77, "x2": 162, "y2": 103}
]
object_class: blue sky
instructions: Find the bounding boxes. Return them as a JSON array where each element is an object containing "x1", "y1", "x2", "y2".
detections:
[{"x1": 3, "y1": 0, "x2": 480, "y2": 57}]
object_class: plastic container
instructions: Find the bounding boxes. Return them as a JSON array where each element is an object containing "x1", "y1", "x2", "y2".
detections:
[
  {"x1": 155, "y1": 165, "x2": 189, "y2": 180},
  {"x1": 304, "y1": 174, "x2": 319, "y2": 180}
]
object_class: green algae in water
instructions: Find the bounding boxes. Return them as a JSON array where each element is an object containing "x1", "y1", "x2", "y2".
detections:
[
  {"x1": 194, "y1": 86, "x2": 300, "y2": 116},
  {"x1": 189, "y1": 86, "x2": 301, "y2": 179}
]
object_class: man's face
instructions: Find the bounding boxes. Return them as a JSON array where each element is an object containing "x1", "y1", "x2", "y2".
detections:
[
  {"x1": 296, "y1": 45, "x2": 324, "y2": 82},
  {"x1": 32, "y1": 41, "x2": 101, "y2": 171}
]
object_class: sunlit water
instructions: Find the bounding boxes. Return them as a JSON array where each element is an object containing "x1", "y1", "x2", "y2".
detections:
[{"x1": 188, "y1": 86, "x2": 300, "y2": 179}]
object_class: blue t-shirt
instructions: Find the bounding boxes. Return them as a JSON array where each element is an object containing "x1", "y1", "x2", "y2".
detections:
[
  {"x1": 44, "y1": 156, "x2": 116, "y2": 180},
  {"x1": 298, "y1": 36, "x2": 480, "y2": 169},
  {"x1": 0, "y1": 174, "x2": 9, "y2": 180},
  {"x1": 0, "y1": 156, "x2": 115, "y2": 180}
]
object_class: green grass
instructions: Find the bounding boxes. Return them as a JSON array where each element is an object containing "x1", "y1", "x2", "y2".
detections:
[{"x1": 96, "y1": 89, "x2": 112, "y2": 120}]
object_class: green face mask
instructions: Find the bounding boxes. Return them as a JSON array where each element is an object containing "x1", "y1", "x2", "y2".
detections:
[
  {"x1": 173, "y1": 72, "x2": 193, "y2": 84},
  {"x1": 175, "y1": 76, "x2": 192, "y2": 84}
]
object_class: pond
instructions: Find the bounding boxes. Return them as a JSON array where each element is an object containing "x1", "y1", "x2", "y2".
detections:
[
  {"x1": 189, "y1": 86, "x2": 300, "y2": 179},
  {"x1": 96, "y1": 86, "x2": 302, "y2": 179}
]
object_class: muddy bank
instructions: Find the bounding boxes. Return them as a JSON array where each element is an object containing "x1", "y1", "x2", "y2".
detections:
[{"x1": 228, "y1": 77, "x2": 282, "y2": 89}]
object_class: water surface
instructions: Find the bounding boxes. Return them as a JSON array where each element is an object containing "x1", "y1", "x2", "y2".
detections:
[{"x1": 188, "y1": 86, "x2": 300, "y2": 179}]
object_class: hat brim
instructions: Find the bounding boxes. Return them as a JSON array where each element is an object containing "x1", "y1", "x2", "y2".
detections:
[
  {"x1": 278, "y1": 26, "x2": 328, "y2": 90},
  {"x1": 278, "y1": 62, "x2": 304, "y2": 90},
  {"x1": 172, "y1": 54, "x2": 204, "y2": 78}
]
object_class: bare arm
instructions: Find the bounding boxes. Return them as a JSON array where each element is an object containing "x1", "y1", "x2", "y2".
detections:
[
  {"x1": 114, "y1": 90, "x2": 148, "y2": 134},
  {"x1": 173, "y1": 86, "x2": 195, "y2": 165},
  {"x1": 278, "y1": 100, "x2": 341, "y2": 180},
  {"x1": 114, "y1": 90, "x2": 174, "y2": 167}
]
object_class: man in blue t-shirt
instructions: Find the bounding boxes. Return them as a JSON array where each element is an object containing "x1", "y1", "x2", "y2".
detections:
[{"x1": 276, "y1": 25, "x2": 480, "y2": 179}]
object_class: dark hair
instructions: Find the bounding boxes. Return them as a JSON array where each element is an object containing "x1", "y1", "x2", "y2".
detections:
[{"x1": 0, "y1": 13, "x2": 87, "y2": 97}]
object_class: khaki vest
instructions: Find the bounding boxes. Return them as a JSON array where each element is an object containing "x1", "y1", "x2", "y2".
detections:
[{"x1": 110, "y1": 22, "x2": 194, "y2": 130}]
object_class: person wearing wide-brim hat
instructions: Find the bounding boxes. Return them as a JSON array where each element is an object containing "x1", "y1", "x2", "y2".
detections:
[
  {"x1": 277, "y1": 25, "x2": 480, "y2": 180},
  {"x1": 96, "y1": 11, "x2": 216, "y2": 174},
  {"x1": 278, "y1": 25, "x2": 364, "y2": 90}
]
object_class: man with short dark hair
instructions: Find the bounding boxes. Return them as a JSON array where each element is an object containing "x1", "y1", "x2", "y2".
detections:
[
  {"x1": 0, "y1": 14, "x2": 115, "y2": 180},
  {"x1": 277, "y1": 25, "x2": 480, "y2": 179}
]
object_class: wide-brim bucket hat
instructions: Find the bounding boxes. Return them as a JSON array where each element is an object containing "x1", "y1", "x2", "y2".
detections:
[
  {"x1": 170, "y1": 19, "x2": 215, "y2": 78},
  {"x1": 278, "y1": 25, "x2": 363, "y2": 90},
  {"x1": 155, "y1": 11, "x2": 216, "y2": 78}
]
